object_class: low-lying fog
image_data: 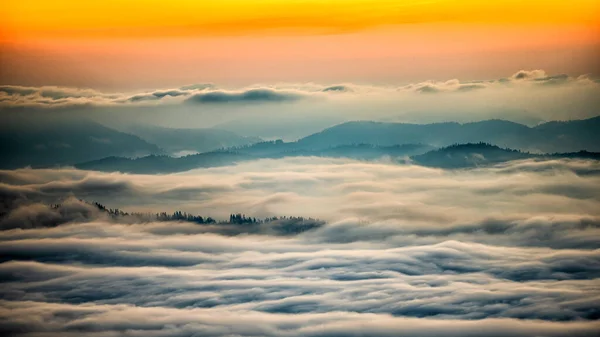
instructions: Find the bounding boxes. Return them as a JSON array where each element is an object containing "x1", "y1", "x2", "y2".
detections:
[{"x1": 1, "y1": 157, "x2": 599, "y2": 336}]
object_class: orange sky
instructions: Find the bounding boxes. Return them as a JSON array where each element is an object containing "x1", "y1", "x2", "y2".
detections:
[
  {"x1": 1, "y1": 1, "x2": 599, "y2": 88},
  {"x1": 2, "y1": 0, "x2": 599, "y2": 39}
]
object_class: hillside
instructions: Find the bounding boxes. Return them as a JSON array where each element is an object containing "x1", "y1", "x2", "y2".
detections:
[
  {"x1": 76, "y1": 151, "x2": 251, "y2": 174},
  {"x1": 411, "y1": 143, "x2": 532, "y2": 168},
  {"x1": 0, "y1": 118, "x2": 162, "y2": 169},
  {"x1": 230, "y1": 141, "x2": 434, "y2": 158},
  {"x1": 75, "y1": 141, "x2": 600, "y2": 173},
  {"x1": 411, "y1": 143, "x2": 600, "y2": 168},
  {"x1": 297, "y1": 117, "x2": 600, "y2": 153},
  {"x1": 76, "y1": 143, "x2": 436, "y2": 173}
]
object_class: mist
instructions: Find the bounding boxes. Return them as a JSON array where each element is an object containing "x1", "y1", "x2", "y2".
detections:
[
  {"x1": 2, "y1": 70, "x2": 599, "y2": 140},
  {"x1": 1, "y1": 157, "x2": 600, "y2": 336}
]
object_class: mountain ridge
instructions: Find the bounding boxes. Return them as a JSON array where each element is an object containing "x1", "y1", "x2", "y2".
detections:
[
  {"x1": 75, "y1": 142, "x2": 600, "y2": 174},
  {"x1": 0, "y1": 118, "x2": 162, "y2": 169},
  {"x1": 297, "y1": 116, "x2": 600, "y2": 153}
]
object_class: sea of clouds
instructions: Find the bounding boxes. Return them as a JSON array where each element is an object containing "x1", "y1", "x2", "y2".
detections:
[{"x1": 1, "y1": 157, "x2": 600, "y2": 336}]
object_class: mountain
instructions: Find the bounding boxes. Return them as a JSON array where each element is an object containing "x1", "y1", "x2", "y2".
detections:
[
  {"x1": 411, "y1": 143, "x2": 600, "y2": 169},
  {"x1": 4, "y1": 199, "x2": 325, "y2": 235},
  {"x1": 8, "y1": 116, "x2": 599, "y2": 170},
  {"x1": 76, "y1": 151, "x2": 251, "y2": 174},
  {"x1": 75, "y1": 139, "x2": 600, "y2": 174},
  {"x1": 297, "y1": 117, "x2": 600, "y2": 153},
  {"x1": 531, "y1": 116, "x2": 600, "y2": 153},
  {"x1": 411, "y1": 143, "x2": 531, "y2": 168},
  {"x1": 215, "y1": 116, "x2": 341, "y2": 141},
  {"x1": 76, "y1": 143, "x2": 435, "y2": 173},
  {"x1": 123, "y1": 125, "x2": 262, "y2": 155},
  {"x1": 0, "y1": 118, "x2": 161, "y2": 169},
  {"x1": 295, "y1": 143, "x2": 436, "y2": 160},
  {"x1": 231, "y1": 142, "x2": 435, "y2": 160}
]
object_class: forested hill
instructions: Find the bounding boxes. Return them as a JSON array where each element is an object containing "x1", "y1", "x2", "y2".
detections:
[
  {"x1": 75, "y1": 151, "x2": 251, "y2": 174},
  {"x1": 0, "y1": 199, "x2": 325, "y2": 235},
  {"x1": 411, "y1": 143, "x2": 528, "y2": 168},
  {"x1": 411, "y1": 143, "x2": 600, "y2": 168}
]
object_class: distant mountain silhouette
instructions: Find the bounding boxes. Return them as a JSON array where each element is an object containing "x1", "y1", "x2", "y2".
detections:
[
  {"x1": 297, "y1": 116, "x2": 600, "y2": 153},
  {"x1": 123, "y1": 124, "x2": 262, "y2": 155},
  {"x1": 411, "y1": 143, "x2": 600, "y2": 168},
  {"x1": 0, "y1": 118, "x2": 161, "y2": 169}
]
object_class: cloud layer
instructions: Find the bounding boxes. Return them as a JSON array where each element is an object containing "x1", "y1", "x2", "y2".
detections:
[
  {"x1": 2, "y1": 70, "x2": 599, "y2": 141},
  {"x1": 0, "y1": 70, "x2": 597, "y2": 108},
  {"x1": 1, "y1": 158, "x2": 600, "y2": 335}
]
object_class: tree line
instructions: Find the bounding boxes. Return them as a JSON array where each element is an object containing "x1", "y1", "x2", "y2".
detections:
[{"x1": 91, "y1": 202, "x2": 322, "y2": 227}]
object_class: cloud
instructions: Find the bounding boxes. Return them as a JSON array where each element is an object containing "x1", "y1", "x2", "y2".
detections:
[
  {"x1": 0, "y1": 85, "x2": 312, "y2": 108},
  {"x1": 185, "y1": 88, "x2": 307, "y2": 104},
  {"x1": 0, "y1": 85, "x2": 38, "y2": 96},
  {"x1": 126, "y1": 89, "x2": 189, "y2": 102},
  {"x1": 0, "y1": 197, "x2": 101, "y2": 230},
  {"x1": 534, "y1": 74, "x2": 571, "y2": 86},
  {"x1": 322, "y1": 85, "x2": 354, "y2": 92},
  {"x1": 408, "y1": 79, "x2": 491, "y2": 94},
  {"x1": 1, "y1": 158, "x2": 600, "y2": 335},
  {"x1": 0, "y1": 70, "x2": 597, "y2": 111},
  {"x1": 1, "y1": 157, "x2": 599, "y2": 229},
  {"x1": 179, "y1": 83, "x2": 215, "y2": 91},
  {"x1": 512, "y1": 69, "x2": 548, "y2": 80},
  {"x1": 408, "y1": 79, "x2": 488, "y2": 94},
  {"x1": 2, "y1": 300, "x2": 599, "y2": 337},
  {"x1": 2, "y1": 71, "x2": 599, "y2": 141}
]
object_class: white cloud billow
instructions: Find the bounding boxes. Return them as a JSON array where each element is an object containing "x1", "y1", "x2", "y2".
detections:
[{"x1": 1, "y1": 157, "x2": 599, "y2": 335}]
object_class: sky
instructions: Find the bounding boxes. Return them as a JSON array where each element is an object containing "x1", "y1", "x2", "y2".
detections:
[{"x1": 1, "y1": 0, "x2": 599, "y2": 89}]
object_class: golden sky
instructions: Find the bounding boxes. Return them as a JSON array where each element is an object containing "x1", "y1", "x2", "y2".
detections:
[
  {"x1": 3, "y1": 0, "x2": 599, "y2": 40},
  {"x1": 1, "y1": 1, "x2": 599, "y2": 87}
]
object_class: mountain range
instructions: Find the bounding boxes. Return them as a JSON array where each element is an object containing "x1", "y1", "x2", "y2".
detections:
[
  {"x1": 76, "y1": 142, "x2": 600, "y2": 173},
  {"x1": 75, "y1": 143, "x2": 437, "y2": 174},
  {"x1": 298, "y1": 117, "x2": 600, "y2": 153},
  {"x1": 2, "y1": 116, "x2": 600, "y2": 170}
]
